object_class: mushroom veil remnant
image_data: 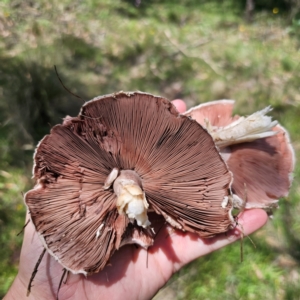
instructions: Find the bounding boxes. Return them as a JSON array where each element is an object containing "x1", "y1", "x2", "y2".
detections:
[{"x1": 25, "y1": 91, "x2": 236, "y2": 278}]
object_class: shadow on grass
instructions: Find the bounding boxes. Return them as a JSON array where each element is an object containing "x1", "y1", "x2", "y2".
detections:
[{"x1": 0, "y1": 54, "x2": 84, "y2": 168}]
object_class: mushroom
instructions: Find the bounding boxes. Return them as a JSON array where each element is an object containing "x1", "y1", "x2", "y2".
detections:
[
  {"x1": 25, "y1": 91, "x2": 235, "y2": 277},
  {"x1": 184, "y1": 100, "x2": 295, "y2": 210}
]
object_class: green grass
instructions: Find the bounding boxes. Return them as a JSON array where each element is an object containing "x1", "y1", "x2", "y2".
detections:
[
  {"x1": 0, "y1": 0, "x2": 300, "y2": 298},
  {"x1": 0, "y1": 169, "x2": 28, "y2": 296}
]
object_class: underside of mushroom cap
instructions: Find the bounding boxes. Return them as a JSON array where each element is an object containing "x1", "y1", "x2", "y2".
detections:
[
  {"x1": 25, "y1": 91, "x2": 234, "y2": 275},
  {"x1": 227, "y1": 124, "x2": 295, "y2": 209},
  {"x1": 184, "y1": 100, "x2": 295, "y2": 209}
]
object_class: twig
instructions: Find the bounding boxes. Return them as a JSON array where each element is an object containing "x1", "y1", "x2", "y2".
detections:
[
  {"x1": 27, "y1": 248, "x2": 46, "y2": 296},
  {"x1": 54, "y1": 65, "x2": 85, "y2": 102}
]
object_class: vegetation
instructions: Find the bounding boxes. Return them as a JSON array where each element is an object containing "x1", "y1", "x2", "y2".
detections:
[{"x1": 0, "y1": 0, "x2": 299, "y2": 298}]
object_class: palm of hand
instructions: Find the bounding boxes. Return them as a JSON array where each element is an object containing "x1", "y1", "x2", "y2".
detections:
[{"x1": 10, "y1": 209, "x2": 266, "y2": 300}]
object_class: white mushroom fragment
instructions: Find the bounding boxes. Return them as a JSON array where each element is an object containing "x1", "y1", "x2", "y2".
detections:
[
  {"x1": 205, "y1": 106, "x2": 278, "y2": 148},
  {"x1": 113, "y1": 170, "x2": 151, "y2": 228}
]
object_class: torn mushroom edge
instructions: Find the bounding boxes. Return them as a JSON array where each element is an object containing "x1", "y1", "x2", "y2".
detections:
[
  {"x1": 24, "y1": 92, "x2": 237, "y2": 276},
  {"x1": 184, "y1": 99, "x2": 296, "y2": 210}
]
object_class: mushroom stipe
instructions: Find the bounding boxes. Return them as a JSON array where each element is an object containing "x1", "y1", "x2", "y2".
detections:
[{"x1": 24, "y1": 91, "x2": 295, "y2": 297}]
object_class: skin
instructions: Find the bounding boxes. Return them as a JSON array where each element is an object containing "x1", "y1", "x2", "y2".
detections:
[{"x1": 5, "y1": 100, "x2": 268, "y2": 300}]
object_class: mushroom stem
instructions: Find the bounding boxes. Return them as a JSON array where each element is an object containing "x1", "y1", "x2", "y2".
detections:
[{"x1": 113, "y1": 170, "x2": 151, "y2": 228}]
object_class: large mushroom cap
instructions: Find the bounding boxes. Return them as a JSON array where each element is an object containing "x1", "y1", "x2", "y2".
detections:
[
  {"x1": 25, "y1": 91, "x2": 234, "y2": 275},
  {"x1": 184, "y1": 100, "x2": 295, "y2": 209}
]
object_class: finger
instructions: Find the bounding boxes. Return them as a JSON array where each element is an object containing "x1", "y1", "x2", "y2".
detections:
[
  {"x1": 172, "y1": 99, "x2": 186, "y2": 113},
  {"x1": 155, "y1": 209, "x2": 268, "y2": 271},
  {"x1": 195, "y1": 209, "x2": 269, "y2": 255}
]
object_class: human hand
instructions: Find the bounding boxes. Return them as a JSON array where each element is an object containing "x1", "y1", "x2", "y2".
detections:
[{"x1": 5, "y1": 100, "x2": 268, "y2": 300}]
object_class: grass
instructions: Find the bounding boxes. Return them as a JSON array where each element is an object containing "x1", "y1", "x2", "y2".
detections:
[
  {"x1": 0, "y1": 169, "x2": 28, "y2": 295},
  {"x1": 0, "y1": 0, "x2": 300, "y2": 298}
]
